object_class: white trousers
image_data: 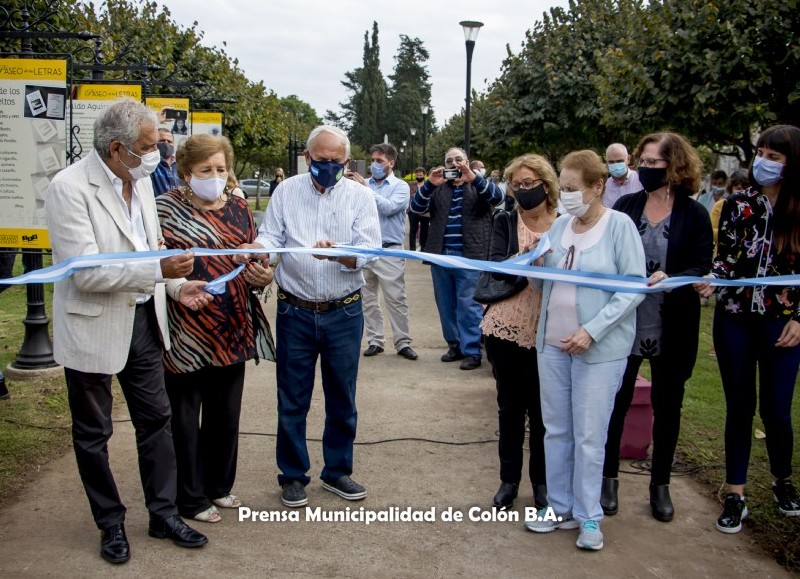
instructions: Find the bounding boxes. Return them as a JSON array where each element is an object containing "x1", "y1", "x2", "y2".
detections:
[{"x1": 362, "y1": 249, "x2": 412, "y2": 351}]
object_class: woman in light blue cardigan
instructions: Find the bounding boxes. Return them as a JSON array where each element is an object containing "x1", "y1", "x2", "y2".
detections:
[{"x1": 525, "y1": 150, "x2": 645, "y2": 552}]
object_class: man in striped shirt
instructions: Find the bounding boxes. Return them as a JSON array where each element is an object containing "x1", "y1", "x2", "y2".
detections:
[
  {"x1": 242, "y1": 125, "x2": 381, "y2": 508},
  {"x1": 410, "y1": 147, "x2": 503, "y2": 370}
]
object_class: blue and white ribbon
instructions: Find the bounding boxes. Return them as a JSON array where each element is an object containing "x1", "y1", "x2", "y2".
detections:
[{"x1": 2, "y1": 233, "x2": 800, "y2": 294}]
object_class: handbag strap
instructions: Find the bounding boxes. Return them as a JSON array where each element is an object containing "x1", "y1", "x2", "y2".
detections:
[{"x1": 506, "y1": 211, "x2": 516, "y2": 257}]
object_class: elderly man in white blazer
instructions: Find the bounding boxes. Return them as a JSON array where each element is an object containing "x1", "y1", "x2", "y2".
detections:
[{"x1": 45, "y1": 99, "x2": 212, "y2": 564}]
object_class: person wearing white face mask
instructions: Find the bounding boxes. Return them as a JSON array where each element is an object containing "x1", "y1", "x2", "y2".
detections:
[
  {"x1": 45, "y1": 99, "x2": 211, "y2": 563},
  {"x1": 695, "y1": 124, "x2": 800, "y2": 534},
  {"x1": 525, "y1": 150, "x2": 645, "y2": 552},
  {"x1": 603, "y1": 143, "x2": 642, "y2": 208},
  {"x1": 156, "y1": 134, "x2": 275, "y2": 525}
]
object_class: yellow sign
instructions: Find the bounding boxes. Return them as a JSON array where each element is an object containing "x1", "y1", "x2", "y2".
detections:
[
  {"x1": 191, "y1": 111, "x2": 222, "y2": 124},
  {"x1": 75, "y1": 84, "x2": 142, "y2": 101},
  {"x1": 145, "y1": 96, "x2": 189, "y2": 112},
  {"x1": 0, "y1": 59, "x2": 66, "y2": 81},
  {"x1": 0, "y1": 228, "x2": 50, "y2": 249}
]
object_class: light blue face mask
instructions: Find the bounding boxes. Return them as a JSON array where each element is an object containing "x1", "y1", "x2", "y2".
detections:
[
  {"x1": 752, "y1": 156, "x2": 784, "y2": 187},
  {"x1": 370, "y1": 161, "x2": 387, "y2": 180},
  {"x1": 608, "y1": 162, "x2": 628, "y2": 179}
]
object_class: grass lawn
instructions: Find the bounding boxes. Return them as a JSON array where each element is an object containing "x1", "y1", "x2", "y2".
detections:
[{"x1": 0, "y1": 252, "x2": 71, "y2": 499}]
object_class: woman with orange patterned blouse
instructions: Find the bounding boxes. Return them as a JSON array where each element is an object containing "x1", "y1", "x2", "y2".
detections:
[
  {"x1": 157, "y1": 134, "x2": 275, "y2": 524},
  {"x1": 480, "y1": 154, "x2": 559, "y2": 510}
]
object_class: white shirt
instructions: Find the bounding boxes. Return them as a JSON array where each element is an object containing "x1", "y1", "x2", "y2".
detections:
[
  {"x1": 97, "y1": 151, "x2": 162, "y2": 303},
  {"x1": 603, "y1": 169, "x2": 643, "y2": 208},
  {"x1": 254, "y1": 173, "x2": 381, "y2": 301},
  {"x1": 544, "y1": 212, "x2": 612, "y2": 346},
  {"x1": 368, "y1": 172, "x2": 410, "y2": 245}
]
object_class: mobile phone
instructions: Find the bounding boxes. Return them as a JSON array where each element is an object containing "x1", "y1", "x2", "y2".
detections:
[
  {"x1": 165, "y1": 109, "x2": 187, "y2": 120},
  {"x1": 349, "y1": 161, "x2": 358, "y2": 172},
  {"x1": 443, "y1": 168, "x2": 461, "y2": 180}
]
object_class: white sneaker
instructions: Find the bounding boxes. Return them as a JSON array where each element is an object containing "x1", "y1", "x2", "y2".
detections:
[
  {"x1": 524, "y1": 508, "x2": 580, "y2": 533},
  {"x1": 576, "y1": 519, "x2": 604, "y2": 550}
]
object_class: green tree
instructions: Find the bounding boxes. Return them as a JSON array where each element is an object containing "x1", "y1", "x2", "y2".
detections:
[
  {"x1": 327, "y1": 21, "x2": 388, "y2": 151},
  {"x1": 385, "y1": 35, "x2": 434, "y2": 160}
]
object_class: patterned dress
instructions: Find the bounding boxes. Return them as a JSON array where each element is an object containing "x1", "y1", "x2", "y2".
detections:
[
  {"x1": 714, "y1": 188, "x2": 800, "y2": 320},
  {"x1": 156, "y1": 189, "x2": 275, "y2": 373},
  {"x1": 632, "y1": 215, "x2": 670, "y2": 357}
]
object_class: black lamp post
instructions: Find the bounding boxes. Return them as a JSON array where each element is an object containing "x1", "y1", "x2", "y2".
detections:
[
  {"x1": 401, "y1": 140, "x2": 407, "y2": 175},
  {"x1": 459, "y1": 20, "x2": 483, "y2": 158},
  {"x1": 420, "y1": 104, "x2": 429, "y2": 169},
  {"x1": 410, "y1": 128, "x2": 417, "y2": 169}
]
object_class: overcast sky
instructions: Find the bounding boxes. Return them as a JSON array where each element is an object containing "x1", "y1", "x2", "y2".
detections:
[{"x1": 161, "y1": 0, "x2": 567, "y2": 129}]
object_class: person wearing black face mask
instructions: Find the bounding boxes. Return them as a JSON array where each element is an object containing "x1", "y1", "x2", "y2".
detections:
[
  {"x1": 407, "y1": 167, "x2": 430, "y2": 251},
  {"x1": 151, "y1": 128, "x2": 181, "y2": 196},
  {"x1": 480, "y1": 154, "x2": 559, "y2": 511},
  {"x1": 603, "y1": 132, "x2": 713, "y2": 524}
]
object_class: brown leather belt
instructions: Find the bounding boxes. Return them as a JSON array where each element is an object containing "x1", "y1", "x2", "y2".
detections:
[{"x1": 276, "y1": 287, "x2": 361, "y2": 313}]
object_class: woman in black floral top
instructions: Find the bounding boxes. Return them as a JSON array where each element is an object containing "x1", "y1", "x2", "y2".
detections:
[{"x1": 696, "y1": 124, "x2": 800, "y2": 534}]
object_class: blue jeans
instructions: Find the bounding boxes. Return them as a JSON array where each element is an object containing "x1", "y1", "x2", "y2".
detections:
[
  {"x1": 275, "y1": 298, "x2": 363, "y2": 486},
  {"x1": 538, "y1": 345, "x2": 626, "y2": 522},
  {"x1": 713, "y1": 309, "x2": 800, "y2": 485},
  {"x1": 430, "y1": 260, "x2": 483, "y2": 359}
]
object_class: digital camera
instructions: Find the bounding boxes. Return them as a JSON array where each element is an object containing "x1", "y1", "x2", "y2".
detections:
[{"x1": 443, "y1": 168, "x2": 461, "y2": 180}]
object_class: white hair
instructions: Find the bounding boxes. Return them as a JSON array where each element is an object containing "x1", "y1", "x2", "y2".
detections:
[
  {"x1": 93, "y1": 99, "x2": 157, "y2": 158},
  {"x1": 306, "y1": 125, "x2": 351, "y2": 160},
  {"x1": 605, "y1": 143, "x2": 629, "y2": 158},
  {"x1": 445, "y1": 147, "x2": 467, "y2": 161}
]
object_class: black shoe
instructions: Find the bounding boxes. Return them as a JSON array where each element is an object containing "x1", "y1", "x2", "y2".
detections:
[
  {"x1": 281, "y1": 480, "x2": 308, "y2": 507},
  {"x1": 148, "y1": 514, "x2": 207, "y2": 548},
  {"x1": 773, "y1": 479, "x2": 800, "y2": 516},
  {"x1": 492, "y1": 482, "x2": 519, "y2": 508},
  {"x1": 322, "y1": 475, "x2": 367, "y2": 501},
  {"x1": 100, "y1": 522, "x2": 130, "y2": 564},
  {"x1": 716, "y1": 493, "x2": 748, "y2": 534},
  {"x1": 533, "y1": 484, "x2": 548, "y2": 510},
  {"x1": 363, "y1": 345, "x2": 384, "y2": 357},
  {"x1": 600, "y1": 478, "x2": 619, "y2": 516},
  {"x1": 650, "y1": 483, "x2": 674, "y2": 522},
  {"x1": 397, "y1": 346, "x2": 418, "y2": 360},
  {"x1": 459, "y1": 356, "x2": 481, "y2": 370},
  {"x1": 441, "y1": 347, "x2": 465, "y2": 362}
]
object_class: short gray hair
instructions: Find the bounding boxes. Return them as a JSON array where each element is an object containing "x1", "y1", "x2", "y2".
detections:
[
  {"x1": 307, "y1": 125, "x2": 350, "y2": 160},
  {"x1": 93, "y1": 99, "x2": 158, "y2": 159},
  {"x1": 445, "y1": 147, "x2": 467, "y2": 161}
]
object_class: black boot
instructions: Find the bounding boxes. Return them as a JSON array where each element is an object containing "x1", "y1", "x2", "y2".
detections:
[
  {"x1": 650, "y1": 483, "x2": 674, "y2": 522},
  {"x1": 533, "y1": 484, "x2": 548, "y2": 509},
  {"x1": 600, "y1": 478, "x2": 619, "y2": 516},
  {"x1": 492, "y1": 482, "x2": 519, "y2": 508}
]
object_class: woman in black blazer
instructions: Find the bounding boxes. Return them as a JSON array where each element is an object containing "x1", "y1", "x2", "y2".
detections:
[{"x1": 601, "y1": 132, "x2": 713, "y2": 522}]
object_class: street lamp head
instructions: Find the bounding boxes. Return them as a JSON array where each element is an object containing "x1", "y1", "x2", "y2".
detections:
[
  {"x1": 410, "y1": 128, "x2": 417, "y2": 136},
  {"x1": 402, "y1": 140, "x2": 407, "y2": 147},
  {"x1": 420, "y1": 104, "x2": 429, "y2": 115},
  {"x1": 459, "y1": 21, "x2": 484, "y2": 43}
]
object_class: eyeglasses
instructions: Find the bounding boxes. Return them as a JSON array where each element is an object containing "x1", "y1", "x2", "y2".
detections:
[
  {"x1": 445, "y1": 156, "x2": 465, "y2": 166},
  {"x1": 510, "y1": 178, "x2": 543, "y2": 192},
  {"x1": 564, "y1": 245, "x2": 575, "y2": 270},
  {"x1": 638, "y1": 158, "x2": 666, "y2": 168}
]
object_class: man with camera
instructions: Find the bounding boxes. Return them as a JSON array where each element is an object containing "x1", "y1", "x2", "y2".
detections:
[{"x1": 410, "y1": 147, "x2": 503, "y2": 370}]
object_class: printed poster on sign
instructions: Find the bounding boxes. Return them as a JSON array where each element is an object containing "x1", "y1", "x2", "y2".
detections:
[
  {"x1": 190, "y1": 111, "x2": 223, "y2": 136},
  {"x1": 0, "y1": 58, "x2": 68, "y2": 249},
  {"x1": 145, "y1": 96, "x2": 190, "y2": 148},
  {"x1": 69, "y1": 84, "x2": 143, "y2": 160}
]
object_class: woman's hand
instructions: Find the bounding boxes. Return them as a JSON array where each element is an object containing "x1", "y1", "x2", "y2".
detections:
[
  {"x1": 560, "y1": 327, "x2": 593, "y2": 355},
  {"x1": 647, "y1": 270, "x2": 668, "y2": 287},
  {"x1": 244, "y1": 261, "x2": 273, "y2": 287},
  {"x1": 178, "y1": 280, "x2": 213, "y2": 311},
  {"x1": 776, "y1": 320, "x2": 800, "y2": 348},
  {"x1": 693, "y1": 274, "x2": 717, "y2": 298}
]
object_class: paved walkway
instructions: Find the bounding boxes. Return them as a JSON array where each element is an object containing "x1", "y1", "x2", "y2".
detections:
[{"x1": 0, "y1": 259, "x2": 789, "y2": 577}]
